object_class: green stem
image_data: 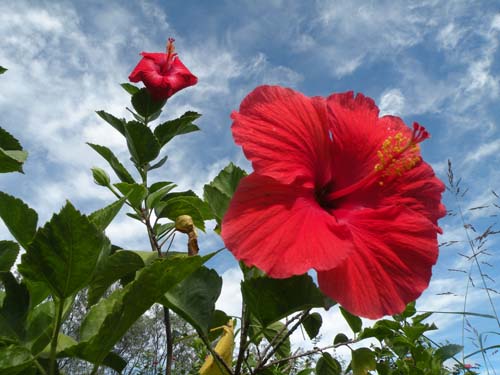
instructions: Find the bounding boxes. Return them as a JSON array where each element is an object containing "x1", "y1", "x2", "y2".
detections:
[
  {"x1": 34, "y1": 360, "x2": 48, "y2": 375},
  {"x1": 49, "y1": 298, "x2": 65, "y2": 375}
]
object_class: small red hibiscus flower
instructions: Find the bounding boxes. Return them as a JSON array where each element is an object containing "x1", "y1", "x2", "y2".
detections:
[
  {"x1": 129, "y1": 38, "x2": 197, "y2": 101},
  {"x1": 221, "y1": 85, "x2": 446, "y2": 319}
]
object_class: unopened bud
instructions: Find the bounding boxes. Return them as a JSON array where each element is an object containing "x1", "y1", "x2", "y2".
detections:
[
  {"x1": 175, "y1": 215, "x2": 194, "y2": 233},
  {"x1": 92, "y1": 167, "x2": 110, "y2": 186}
]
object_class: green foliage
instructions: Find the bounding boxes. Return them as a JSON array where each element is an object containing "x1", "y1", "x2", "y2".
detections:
[
  {"x1": 124, "y1": 120, "x2": 160, "y2": 167},
  {"x1": 0, "y1": 192, "x2": 38, "y2": 249},
  {"x1": 120, "y1": 82, "x2": 140, "y2": 95},
  {"x1": 0, "y1": 272, "x2": 30, "y2": 341},
  {"x1": 0, "y1": 241, "x2": 19, "y2": 272},
  {"x1": 95, "y1": 110, "x2": 126, "y2": 136},
  {"x1": 114, "y1": 182, "x2": 148, "y2": 209},
  {"x1": 0, "y1": 127, "x2": 28, "y2": 173},
  {"x1": 339, "y1": 306, "x2": 362, "y2": 334},
  {"x1": 163, "y1": 266, "x2": 222, "y2": 336},
  {"x1": 88, "y1": 197, "x2": 127, "y2": 232},
  {"x1": 131, "y1": 88, "x2": 166, "y2": 119},
  {"x1": 87, "y1": 143, "x2": 135, "y2": 183},
  {"x1": 62, "y1": 253, "x2": 212, "y2": 366},
  {"x1": 204, "y1": 162, "x2": 246, "y2": 227},
  {"x1": 156, "y1": 192, "x2": 212, "y2": 231},
  {"x1": 316, "y1": 353, "x2": 341, "y2": 375},
  {"x1": 302, "y1": 312, "x2": 322, "y2": 340},
  {"x1": 351, "y1": 348, "x2": 376, "y2": 375},
  {"x1": 154, "y1": 111, "x2": 201, "y2": 146},
  {"x1": 19, "y1": 202, "x2": 107, "y2": 299},
  {"x1": 0, "y1": 66, "x2": 6, "y2": 74},
  {"x1": 241, "y1": 274, "x2": 331, "y2": 327}
]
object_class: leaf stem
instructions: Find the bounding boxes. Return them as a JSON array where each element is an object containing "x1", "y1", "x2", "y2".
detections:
[
  {"x1": 164, "y1": 307, "x2": 173, "y2": 375},
  {"x1": 49, "y1": 298, "x2": 65, "y2": 375}
]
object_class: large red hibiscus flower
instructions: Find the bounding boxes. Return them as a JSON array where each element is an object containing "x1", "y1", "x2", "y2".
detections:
[
  {"x1": 129, "y1": 38, "x2": 197, "y2": 101},
  {"x1": 221, "y1": 85, "x2": 446, "y2": 319}
]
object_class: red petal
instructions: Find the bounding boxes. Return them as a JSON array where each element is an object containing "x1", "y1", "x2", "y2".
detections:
[
  {"x1": 326, "y1": 92, "x2": 387, "y2": 192},
  {"x1": 221, "y1": 173, "x2": 354, "y2": 278},
  {"x1": 128, "y1": 53, "x2": 162, "y2": 82},
  {"x1": 317, "y1": 206, "x2": 439, "y2": 319},
  {"x1": 231, "y1": 86, "x2": 333, "y2": 188}
]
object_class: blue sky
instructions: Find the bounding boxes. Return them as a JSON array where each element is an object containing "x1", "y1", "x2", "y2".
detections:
[{"x1": 1, "y1": 0, "x2": 499, "y2": 372}]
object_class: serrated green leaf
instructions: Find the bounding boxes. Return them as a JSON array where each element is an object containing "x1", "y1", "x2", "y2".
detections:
[
  {"x1": 303, "y1": 312, "x2": 322, "y2": 340},
  {"x1": 146, "y1": 182, "x2": 176, "y2": 209},
  {"x1": 0, "y1": 149, "x2": 25, "y2": 173},
  {"x1": 156, "y1": 196, "x2": 209, "y2": 231},
  {"x1": 18, "y1": 202, "x2": 107, "y2": 299},
  {"x1": 87, "y1": 250, "x2": 145, "y2": 306},
  {"x1": 0, "y1": 192, "x2": 38, "y2": 249},
  {"x1": 62, "y1": 253, "x2": 213, "y2": 366},
  {"x1": 154, "y1": 111, "x2": 201, "y2": 146},
  {"x1": 351, "y1": 348, "x2": 376, "y2": 375},
  {"x1": 0, "y1": 127, "x2": 22, "y2": 151},
  {"x1": 125, "y1": 121, "x2": 160, "y2": 166},
  {"x1": 89, "y1": 197, "x2": 127, "y2": 232},
  {"x1": 203, "y1": 163, "x2": 247, "y2": 223},
  {"x1": 435, "y1": 344, "x2": 462, "y2": 362},
  {"x1": 120, "y1": 83, "x2": 140, "y2": 95},
  {"x1": 340, "y1": 307, "x2": 362, "y2": 334},
  {"x1": 96, "y1": 111, "x2": 126, "y2": 136},
  {"x1": 114, "y1": 182, "x2": 147, "y2": 209},
  {"x1": 0, "y1": 272, "x2": 29, "y2": 341},
  {"x1": 0, "y1": 241, "x2": 19, "y2": 272},
  {"x1": 163, "y1": 190, "x2": 213, "y2": 219},
  {"x1": 242, "y1": 274, "x2": 329, "y2": 326},
  {"x1": 316, "y1": 352, "x2": 341, "y2": 375},
  {"x1": 0, "y1": 66, "x2": 7, "y2": 75},
  {"x1": 87, "y1": 143, "x2": 135, "y2": 184},
  {"x1": 394, "y1": 301, "x2": 416, "y2": 321},
  {"x1": 131, "y1": 88, "x2": 166, "y2": 119},
  {"x1": 163, "y1": 266, "x2": 222, "y2": 336},
  {"x1": 412, "y1": 311, "x2": 433, "y2": 324}
]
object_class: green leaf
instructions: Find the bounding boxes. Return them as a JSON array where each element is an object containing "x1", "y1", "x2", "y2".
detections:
[
  {"x1": 124, "y1": 121, "x2": 160, "y2": 166},
  {"x1": 131, "y1": 88, "x2": 166, "y2": 119},
  {"x1": 340, "y1": 307, "x2": 362, "y2": 333},
  {"x1": 351, "y1": 348, "x2": 376, "y2": 375},
  {"x1": 88, "y1": 197, "x2": 127, "y2": 232},
  {"x1": 163, "y1": 190, "x2": 213, "y2": 219},
  {"x1": 241, "y1": 274, "x2": 330, "y2": 326},
  {"x1": 334, "y1": 333, "x2": 349, "y2": 345},
  {"x1": 95, "y1": 111, "x2": 126, "y2": 136},
  {"x1": 87, "y1": 250, "x2": 145, "y2": 306},
  {"x1": 263, "y1": 321, "x2": 291, "y2": 359},
  {"x1": 0, "y1": 345, "x2": 34, "y2": 375},
  {"x1": 154, "y1": 111, "x2": 201, "y2": 146},
  {"x1": 394, "y1": 301, "x2": 416, "y2": 321},
  {"x1": 316, "y1": 352, "x2": 341, "y2": 375},
  {"x1": 18, "y1": 202, "x2": 107, "y2": 299},
  {"x1": 163, "y1": 266, "x2": 222, "y2": 336},
  {"x1": 402, "y1": 323, "x2": 437, "y2": 342},
  {"x1": 0, "y1": 149, "x2": 25, "y2": 173},
  {"x1": 0, "y1": 272, "x2": 29, "y2": 340},
  {"x1": 412, "y1": 311, "x2": 433, "y2": 324},
  {"x1": 87, "y1": 143, "x2": 135, "y2": 183},
  {"x1": 303, "y1": 312, "x2": 322, "y2": 340},
  {"x1": 0, "y1": 127, "x2": 22, "y2": 151},
  {"x1": 63, "y1": 253, "x2": 213, "y2": 366},
  {"x1": 435, "y1": 344, "x2": 462, "y2": 362},
  {"x1": 146, "y1": 182, "x2": 176, "y2": 209},
  {"x1": 0, "y1": 192, "x2": 38, "y2": 249},
  {"x1": 148, "y1": 155, "x2": 168, "y2": 171},
  {"x1": 0, "y1": 66, "x2": 6, "y2": 74},
  {"x1": 156, "y1": 196, "x2": 209, "y2": 231},
  {"x1": 208, "y1": 310, "x2": 231, "y2": 342},
  {"x1": 203, "y1": 163, "x2": 247, "y2": 223},
  {"x1": 25, "y1": 301, "x2": 54, "y2": 355},
  {"x1": 0, "y1": 241, "x2": 19, "y2": 272},
  {"x1": 114, "y1": 182, "x2": 147, "y2": 209},
  {"x1": 120, "y1": 83, "x2": 140, "y2": 95}
]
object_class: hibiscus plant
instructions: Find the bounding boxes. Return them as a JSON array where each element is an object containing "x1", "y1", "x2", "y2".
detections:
[{"x1": 0, "y1": 40, "x2": 479, "y2": 375}]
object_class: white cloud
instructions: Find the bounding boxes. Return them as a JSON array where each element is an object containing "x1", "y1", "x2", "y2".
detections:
[{"x1": 379, "y1": 88, "x2": 405, "y2": 116}]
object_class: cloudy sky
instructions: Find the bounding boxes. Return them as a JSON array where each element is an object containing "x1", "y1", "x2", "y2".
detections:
[{"x1": 1, "y1": 0, "x2": 499, "y2": 371}]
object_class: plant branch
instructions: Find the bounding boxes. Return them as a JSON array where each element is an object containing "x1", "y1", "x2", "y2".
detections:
[
  {"x1": 235, "y1": 304, "x2": 249, "y2": 375},
  {"x1": 164, "y1": 307, "x2": 173, "y2": 375}
]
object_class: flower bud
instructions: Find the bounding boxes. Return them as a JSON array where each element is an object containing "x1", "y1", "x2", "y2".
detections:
[
  {"x1": 91, "y1": 167, "x2": 110, "y2": 186},
  {"x1": 175, "y1": 215, "x2": 194, "y2": 233}
]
